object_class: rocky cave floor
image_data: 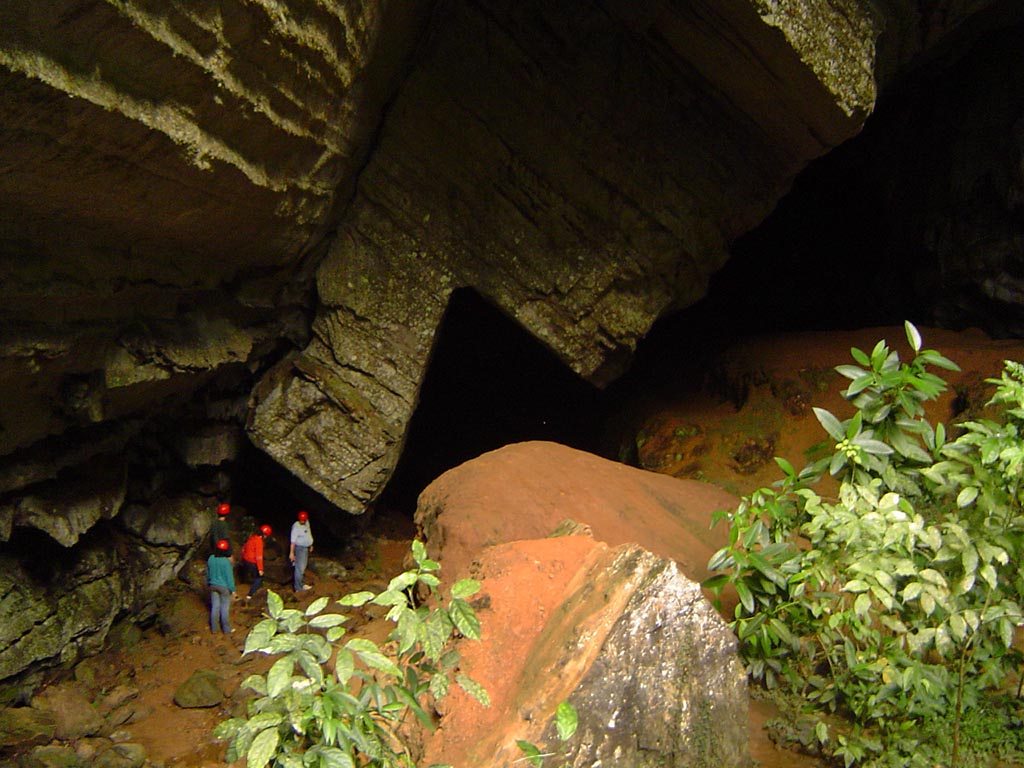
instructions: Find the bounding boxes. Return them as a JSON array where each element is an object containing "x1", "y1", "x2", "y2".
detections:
[{"x1": 15, "y1": 324, "x2": 1024, "y2": 768}]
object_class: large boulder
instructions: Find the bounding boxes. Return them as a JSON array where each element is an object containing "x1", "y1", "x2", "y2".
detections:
[
  {"x1": 415, "y1": 441, "x2": 749, "y2": 766},
  {"x1": 419, "y1": 534, "x2": 749, "y2": 767}
]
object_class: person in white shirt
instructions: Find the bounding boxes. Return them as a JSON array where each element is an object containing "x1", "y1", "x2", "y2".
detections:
[{"x1": 289, "y1": 510, "x2": 314, "y2": 592}]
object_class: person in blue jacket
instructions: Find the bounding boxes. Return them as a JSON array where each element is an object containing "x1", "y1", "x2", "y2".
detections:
[{"x1": 206, "y1": 538, "x2": 236, "y2": 634}]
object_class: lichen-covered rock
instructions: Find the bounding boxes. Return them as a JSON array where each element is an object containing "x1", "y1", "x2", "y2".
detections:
[
  {"x1": 19, "y1": 744, "x2": 84, "y2": 768},
  {"x1": 117, "y1": 496, "x2": 211, "y2": 548},
  {"x1": 172, "y1": 670, "x2": 224, "y2": 709},
  {"x1": 31, "y1": 683, "x2": 104, "y2": 741},
  {"x1": 91, "y1": 742, "x2": 147, "y2": 768},
  {"x1": 0, "y1": 705, "x2": 56, "y2": 749},
  {"x1": 0, "y1": 457, "x2": 125, "y2": 546},
  {"x1": 0, "y1": 508, "x2": 203, "y2": 682}
]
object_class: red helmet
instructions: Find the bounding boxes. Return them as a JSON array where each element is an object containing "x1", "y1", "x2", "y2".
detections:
[
  {"x1": 215, "y1": 538, "x2": 230, "y2": 551},
  {"x1": 297, "y1": 510, "x2": 309, "y2": 522},
  {"x1": 259, "y1": 524, "x2": 272, "y2": 536},
  {"x1": 217, "y1": 503, "x2": 230, "y2": 517}
]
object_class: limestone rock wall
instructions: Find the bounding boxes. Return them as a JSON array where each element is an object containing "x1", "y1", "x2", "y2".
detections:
[
  {"x1": 249, "y1": 0, "x2": 887, "y2": 511},
  {"x1": 0, "y1": 0, "x2": 430, "y2": 458}
]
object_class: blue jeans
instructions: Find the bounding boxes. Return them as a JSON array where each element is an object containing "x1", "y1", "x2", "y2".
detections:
[
  {"x1": 293, "y1": 545, "x2": 309, "y2": 591},
  {"x1": 210, "y1": 586, "x2": 231, "y2": 633}
]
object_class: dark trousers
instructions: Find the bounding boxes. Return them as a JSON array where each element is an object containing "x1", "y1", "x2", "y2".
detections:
[{"x1": 243, "y1": 560, "x2": 262, "y2": 598}]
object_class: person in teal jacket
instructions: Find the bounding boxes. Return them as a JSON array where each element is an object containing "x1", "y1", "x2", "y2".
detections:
[{"x1": 206, "y1": 539, "x2": 236, "y2": 634}]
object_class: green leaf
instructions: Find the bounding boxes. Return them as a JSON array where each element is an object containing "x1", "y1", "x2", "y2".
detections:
[
  {"x1": 844, "y1": 579, "x2": 869, "y2": 594},
  {"x1": 213, "y1": 717, "x2": 247, "y2": 740},
  {"x1": 516, "y1": 740, "x2": 543, "y2": 767},
  {"x1": 735, "y1": 580, "x2": 755, "y2": 615},
  {"x1": 870, "y1": 339, "x2": 889, "y2": 370},
  {"x1": 921, "y1": 591, "x2": 937, "y2": 616},
  {"x1": 851, "y1": 438, "x2": 893, "y2": 456},
  {"x1": 418, "y1": 573, "x2": 441, "y2": 589},
  {"x1": 326, "y1": 626, "x2": 346, "y2": 643},
  {"x1": 246, "y1": 712, "x2": 285, "y2": 732},
  {"x1": 948, "y1": 613, "x2": 967, "y2": 642},
  {"x1": 451, "y1": 578, "x2": 481, "y2": 600},
  {"x1": 956, "y1": 486, "x2": 979, "y2": 508},
  {"x1": 247, "y1": 727, "x2": 280, "y2": 768},
  {"x1": 412, "y1": 539, "x2": 428, "y2": 566},
  {"x1": 312, "y1": 747, "x2": 356, "y2": 768},
  {"x1": 836, "y1": 365, "x2": 868, "y2": 381},
  {"x1": 980, "y1": 563, "x2": 998, "y2": 589},
  {"x1": 850, "y1": 346, "x2": 871, "y2": 366},
  {"x1": 921, "y1": 351, "x2": 961, "y2": 371},
  {"x1": 430, "y1": 671, "x2": 450, "y2": 700},
  {"x1": 387, "y1": 571, "x2": 419, "y2": 592},
  {"x1": 309, "y1": 613, "x2": 349, "y2": 629},
  {"x1": 305, "y1": 597, "x2": 330, "y2": 616},
  {"x1": 814, "y1": 407, "x2": 846, "y2": 441},
  {"x1": 267, "y1": 590, "x2": 284, "y2": 619},
  {"x1": 854, "y1": 593, "x2": 871, "y2": 617},
  {"x1": 295, "y1": 649, "x2": 324, "y2": 687},
  {"x1": 337, "y1": 591, "x2": 374, "y2": 607},
  {"x1": 346, "y1": 638, "x2": 402, "y2": 678},
  {"x1": 371, "y1": 590, "x2": 408, "y2": 607},
  {"x1": 335, "y1": 648, "x2": 355, "y2": 685},
  {"x1": 241, "y1": 674, "x2": 267, "y2": 695},
  {"x1": 845, "y1": 375, "x2": 875, "y2": 397},
  {"x1": 267, "y1": 656, "x2": 295, "y2": 697},
  {"x1": 245, "y1": 620, "x2": 278, "y2": 655},
  {"x1": 829, "y1": 452, "x2": 847, "y2": 476},
  {"x1": 702, "y1": 573, "x2": 730, "y2": 594},
  {"x1": 423, "y1": 611, "x2": 451, "y2": 660},
  {"x1": 267, "y1": 634, "x2": 301, "y2": 655},
  {"x1": 555, "y1": 701, "x2": 578, "y2": 741},
  {"x1": 815, "y1": 720, "x2": 829, "y2": 745},
  {"x1": 456, "y1": 673, "x2": 490, "y2": 706},
  {"x1": 905, "y1": 321, "x2": 922, "y2": 352},
  {"x1": 449, "y1": 599, "x2": 482, "y2": 640}
]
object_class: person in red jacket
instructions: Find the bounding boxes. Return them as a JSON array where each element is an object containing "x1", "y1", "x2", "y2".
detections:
[{"x1": 241, "y1": 524, "x2": 272, "y2": 601}]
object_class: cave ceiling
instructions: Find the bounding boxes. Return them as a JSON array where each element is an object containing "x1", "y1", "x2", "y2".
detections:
[{"x1": 0, "y1": 0, "x2": 1021, "y2": 523}]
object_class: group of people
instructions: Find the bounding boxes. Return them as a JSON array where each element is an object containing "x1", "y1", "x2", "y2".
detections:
[{"x1": 204, "y1": 503, "x2": 316, "y2": 634}]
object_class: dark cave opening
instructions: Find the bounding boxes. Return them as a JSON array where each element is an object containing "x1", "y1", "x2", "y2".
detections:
[{"x1": 375, "y1": 288, "x2": 608, "y2": 515}]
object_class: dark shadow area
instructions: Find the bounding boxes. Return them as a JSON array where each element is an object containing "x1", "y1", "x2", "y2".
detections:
[
  {"x1": 376, "y1": 288, "x2": 608, "y2": 514},
  {"x1": 229, "y1": 441, "x2": 358, "y2": 553},
  {"x1": 685, "y1": 15, "x2": 1024, "y2": 340},
  {"x1": 609, "y1": 15, "x2": 1024, "y2": 409}
]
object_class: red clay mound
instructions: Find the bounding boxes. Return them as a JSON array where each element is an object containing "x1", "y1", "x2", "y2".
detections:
[{"x1": 414, "y1": 440, "x2": 739, "y2": 585}]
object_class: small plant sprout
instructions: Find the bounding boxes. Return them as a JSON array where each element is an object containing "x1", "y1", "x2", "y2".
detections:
[{"x1": 514, "y1": 701, "x2": 578, "y2": 767}]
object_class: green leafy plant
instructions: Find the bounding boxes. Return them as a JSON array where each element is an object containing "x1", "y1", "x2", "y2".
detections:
[
  {"x1": 214, "y1": 540, "x2": 489, "y2": 768},
  {"x1": 514, "y1": 702, "x2": 578, "y2": 767},
  {"x1": 705, "y1": 322, "x2": 1024, "y2": 767}
]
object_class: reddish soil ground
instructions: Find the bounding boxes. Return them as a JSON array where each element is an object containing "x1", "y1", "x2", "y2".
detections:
[{"x1": 59, "y1": 325, "x2": 1024, "y2": 768}]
